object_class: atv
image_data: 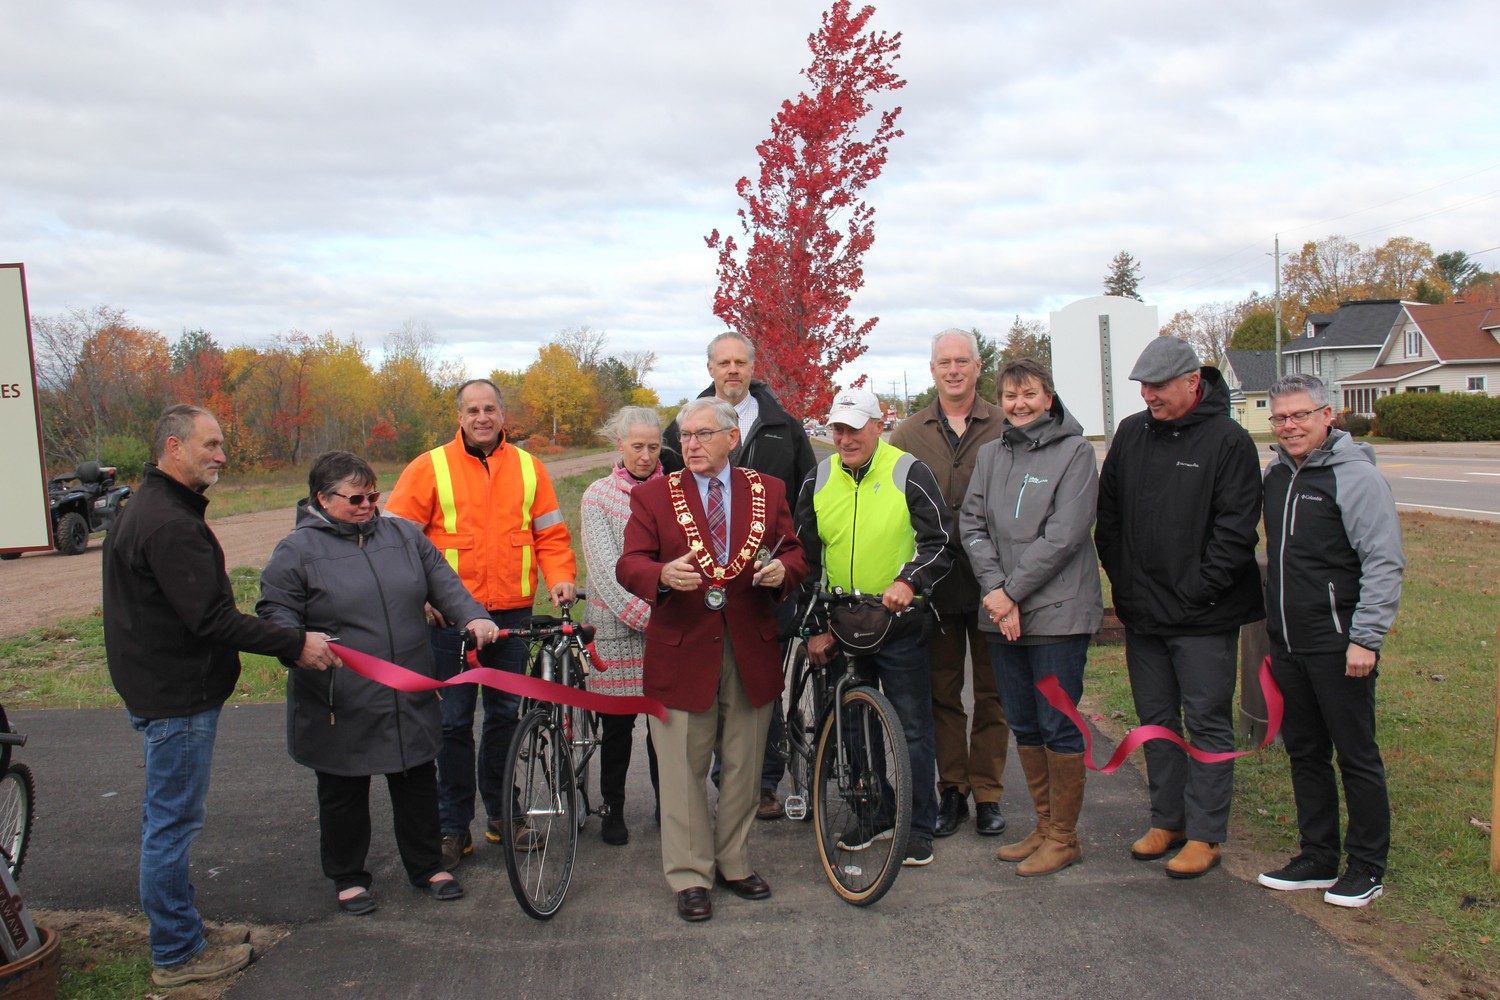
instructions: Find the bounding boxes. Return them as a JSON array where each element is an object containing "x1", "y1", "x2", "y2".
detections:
[{"x1": 16, "y1": 462, "x2": 133, "y2": 557}]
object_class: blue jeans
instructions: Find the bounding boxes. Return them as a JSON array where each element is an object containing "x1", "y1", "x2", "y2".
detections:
[
  {"x1": 430, "y1": 609, "x2": 529, "y2": 833},
  {"x1": 857, "y1": 628, "x2": 938, "y2": 839},
  {"x1": 988, "y1": 636, "x2": 1089, "y2": 755},
  {"x1": 129, "y1": 707, "x2": 220, "y2": 968}
]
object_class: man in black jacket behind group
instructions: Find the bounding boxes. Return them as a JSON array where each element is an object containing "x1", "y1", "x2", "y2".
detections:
[
  {"x1": 662, "y1": 332, "x2": 817, "y2": 818},
  {"x1": 103, "y1": 404, "x2": 337, "y2": 988},
  {"x1": 1096, "y1": 337, "x2": 1264, "y2": 880}
]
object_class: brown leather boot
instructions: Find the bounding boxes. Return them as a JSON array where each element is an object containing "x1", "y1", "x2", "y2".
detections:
[
  {"x1": 1165, "y1": 840, "x2": 1221, "y2": 879},
  {"x1": 997, "y1": 746, "x2": 1050, "y2": 863},
  {"x1": 1130, "y1": 826, "x2": 1188, "y2": 861},
  {"x1": 1016, "y1": 750, "x2": 1085, "y2": 877}
]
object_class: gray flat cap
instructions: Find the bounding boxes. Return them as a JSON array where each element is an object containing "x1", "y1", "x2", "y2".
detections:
[{"x1": 1129, "y1": 336, "x2": 1201, "y2": 382}]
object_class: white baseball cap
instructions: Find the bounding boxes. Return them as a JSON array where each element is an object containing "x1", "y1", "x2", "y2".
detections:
[{"x1": 826, "y1": 387, "x2": 883, "y2": 429}]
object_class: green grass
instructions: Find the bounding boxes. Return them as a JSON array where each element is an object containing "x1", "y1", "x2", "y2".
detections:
[{"x1": 1084, "y1": 511, "x2": 1500, "y2": 988}]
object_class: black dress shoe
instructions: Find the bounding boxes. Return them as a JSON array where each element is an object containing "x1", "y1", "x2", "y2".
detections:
[
  {"x1": 676, "y1": 887, "x2": 712, "y2": 922},
  {"x1": 975, "y1": 801, "x2": 1007, "y2": 836},
  {"x1": 933, "y1": 788, "x2": 968, "y2": 838},
  {"x1": 601, "y1": 804, "x2": 629, "y2": 846},
  {"x1": 715, "y1": 870, "x2": 772, "y2": 900}
]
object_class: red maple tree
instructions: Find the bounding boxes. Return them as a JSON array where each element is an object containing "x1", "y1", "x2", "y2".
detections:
[{"x1": 705, "y1": 1, "x2": 904, "y2": 418}]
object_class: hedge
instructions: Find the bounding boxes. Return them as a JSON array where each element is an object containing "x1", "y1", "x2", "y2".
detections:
[{"x1": 1372, "y1": 392, "x2": 1500, "y2": 441}]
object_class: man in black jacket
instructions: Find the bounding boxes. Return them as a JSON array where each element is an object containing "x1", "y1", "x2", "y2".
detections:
[
  {"x1": 1256, "y1": 374, "x2": 1402, "y2": 908},
  {"x1": 662, "y1": 331, "x2": 817, "y2": 818},
  {"x1": 103, "y1": 404, "x2": 336, "y2": 988},
  {"x1": 1096, "y1": 337, "x2": 1264, "y2": 880}
]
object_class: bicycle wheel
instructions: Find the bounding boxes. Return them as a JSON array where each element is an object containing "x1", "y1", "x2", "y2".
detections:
[
  {"x1": 0, "y1": 763, "x2": 35, "y2": 880},
  {"x1": 782, "y1": 640, "x2": 823, "y2": 820},
  {"x1": 0, "y1": 704, "x2": 11, "y2": 775},
  {"x1": 811, "y1": 685, "x2": 912, "y2": 906},
  {"x1": 561, "y1": 647, "x2": 597, "y2": 829},
  {"x1": 501, "y1": 707, "x2": 578, "y2": 920}
]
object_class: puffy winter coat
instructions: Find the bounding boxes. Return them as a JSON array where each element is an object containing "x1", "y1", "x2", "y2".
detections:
[{"x1": 258, "y1": 502, "x2": 487, "y2": 776}]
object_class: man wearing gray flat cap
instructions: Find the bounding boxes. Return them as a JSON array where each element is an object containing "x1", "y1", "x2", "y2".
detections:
[{"x1": 1095, "y1": 336, "x2": 1264, "y2": 879}]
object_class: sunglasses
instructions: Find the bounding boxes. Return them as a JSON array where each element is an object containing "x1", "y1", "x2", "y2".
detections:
[{"x1": 329, "y1": 490, "x2": 381, "y2": 506}]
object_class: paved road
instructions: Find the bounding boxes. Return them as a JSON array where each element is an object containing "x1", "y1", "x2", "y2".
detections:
[
  {"x1": 1373, "y1": 449, "x2": 1500, "y2": 522},
  {"x1": 15, "y1": 703, "x2": 1416, "y2": 1000}
]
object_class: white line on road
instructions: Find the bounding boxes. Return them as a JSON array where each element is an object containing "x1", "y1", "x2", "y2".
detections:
[
  {"x1": 1471, "y1": 472, "x2": 1500, "y2": 477},
  {"x1": 1403, "y1": 477, "x2": 1469, "y2": 483},
  {"x1": 1396, "y1": 503, "x2": 1500, "y2": 517}
]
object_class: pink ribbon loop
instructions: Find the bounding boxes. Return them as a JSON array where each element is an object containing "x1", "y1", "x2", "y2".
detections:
[
  {"x1": 1036, "y1": 655, "x2": 1283, "y2": 774},
  {"x1": 329, "y1": 642, "x2": 667, "y2": 721}
]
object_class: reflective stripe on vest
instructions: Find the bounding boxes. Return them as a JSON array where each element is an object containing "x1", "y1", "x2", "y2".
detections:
[{"x1": 427, "y1": 444, "x2": 540, "y2": 598}]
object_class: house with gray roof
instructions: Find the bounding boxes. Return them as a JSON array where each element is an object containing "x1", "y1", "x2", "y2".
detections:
[
  {"x1": 1223, "y1": 349, "x2": 1280, "y2": 433},
  {"x1": 1339, "y1": 300, "x2": 1500, "y2": 414},
  {"x1": 1280, "y1": 299, "x2": 1406, "y2": 406}
]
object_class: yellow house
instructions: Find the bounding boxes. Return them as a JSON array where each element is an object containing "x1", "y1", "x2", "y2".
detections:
[{"x1": 1224, "y1": 350, "x2": 1278, "y2": 435}]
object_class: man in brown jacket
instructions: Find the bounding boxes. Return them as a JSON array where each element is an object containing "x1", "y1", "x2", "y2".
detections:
[{"x1": 890, "y1": 329, "x2": 1011, "y2": 837}]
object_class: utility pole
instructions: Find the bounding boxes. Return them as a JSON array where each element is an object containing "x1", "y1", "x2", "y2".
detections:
[{"x1": 1274, "y1": 234, "x2": 1283, "y2": 378}]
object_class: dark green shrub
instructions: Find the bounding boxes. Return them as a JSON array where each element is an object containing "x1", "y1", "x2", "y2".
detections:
[
  {"x1": 99, "y1": 434, "x2": 151, "y2": 481},
  {"x1": 1336, "y1": 411, "x2": 1371, "y2": 437},
  {"x1": 1372, "y1": 392, "x2": 1500, "y2": 441}
]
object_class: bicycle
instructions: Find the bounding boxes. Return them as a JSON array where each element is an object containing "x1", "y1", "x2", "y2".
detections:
[
  {"x1": 469, "y1": 596, "x2": 600, "y2": 920},
  {"x1": 0, "y1": 703, "x2": 34, "y2": 880},
  {"x1": 780, "y1": 591, "x2": 913, "y2": 906}
]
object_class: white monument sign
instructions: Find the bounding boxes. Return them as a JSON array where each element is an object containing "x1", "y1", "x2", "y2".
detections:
[
  {"x1": 1049, "y1": 295, "x2": 1160, "y2": 439},
  {"x1": 0, "y1": 264, "x2": 52, "y2": 555}
]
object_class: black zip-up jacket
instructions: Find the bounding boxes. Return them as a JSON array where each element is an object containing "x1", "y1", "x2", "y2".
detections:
[
  {"x1": 1095, "y1": 367, "x2": 1265, "y2": 635},
  {"x1": 103, "y1": 464, "x2": 305, "y2": 719},
  {"x1": 662, "y1": 379, "x2": 817, "y2": 492},
  {"x1": 1263, "y1": 430, "x2": 1404, "y2": 654}
]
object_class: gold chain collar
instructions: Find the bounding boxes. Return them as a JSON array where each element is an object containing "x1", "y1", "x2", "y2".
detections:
[{"x1": 666, "y1": 468, "x2": 768, "y2": 581}]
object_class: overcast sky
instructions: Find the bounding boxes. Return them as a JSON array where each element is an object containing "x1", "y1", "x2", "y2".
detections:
[{"x1": 4, "y1": 1, "x2": 1497, "y2": 410}]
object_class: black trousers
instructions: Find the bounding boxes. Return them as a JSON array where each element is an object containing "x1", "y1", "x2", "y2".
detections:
[
  {"x1": 1269, "y1": 642, "x2": 1390, "y2": 873},
  {"x1": 599, "y1": 713, "x2": 659, "y2": 810},
  {"x1": 316, "y1": 761, "x2": 443, "y2": 892}
]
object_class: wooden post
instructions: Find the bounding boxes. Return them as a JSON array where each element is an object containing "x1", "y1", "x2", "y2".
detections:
[{"x1": 1492, "y1": 621, "x2": 1499, "y2": 874}]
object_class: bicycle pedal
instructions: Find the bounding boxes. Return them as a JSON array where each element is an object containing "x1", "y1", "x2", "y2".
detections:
[{"x1": 784, "y1": 795, "x2": 807, "y2": 820}]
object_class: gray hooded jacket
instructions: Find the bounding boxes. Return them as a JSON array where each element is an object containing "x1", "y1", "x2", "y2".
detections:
[
  {"x1": 259, "y1": 501, "x2": 487, "y2": 776},
  {"x1": 959, "y1": 396, "x2": 1103, "y2": 639}
]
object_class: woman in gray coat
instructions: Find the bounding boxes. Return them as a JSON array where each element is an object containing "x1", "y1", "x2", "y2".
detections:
[
  {"x1": 960, "y1": 359, "x2": 1103, "y2": 878},
  {"x1": 259, "y1": 451, "x2": 501, "y2": 915}
]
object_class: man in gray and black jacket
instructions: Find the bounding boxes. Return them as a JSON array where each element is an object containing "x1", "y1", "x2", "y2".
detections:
[{"x1": 1256, "y1": 373, "x2": 1403, "y2": 909}]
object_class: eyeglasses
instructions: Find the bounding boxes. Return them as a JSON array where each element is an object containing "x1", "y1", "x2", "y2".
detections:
[
  {"x1": 1268, "y1": 408, "x2": 1328, "y2": 428},
  {"x1": 329, "y1": 490, "x2": 381, "y2": 506},
  {"x1": 681, "y1": 428, "x2": 731, "y2": 445}
]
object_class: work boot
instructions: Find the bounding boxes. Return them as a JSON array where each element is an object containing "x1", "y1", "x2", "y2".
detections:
[
  {"x1": 934, "y1": 788, "x2": 968, "y2": 838},
  {"x1": 152, "y1": 943, "x2": 253, "y2": 988},
  {"x1": 1016, "y1": 750, "x2": 1085, "y2": 877},
  {"x1": 1166, "y1": 840, "x2": 1222, "y2": 879},
  {"x1": 997, "y1": 746, "x2": 1050, "y2": 863},
  {"x1": 1130, "y1": 826, "x2": 1187, "y2": 861},
  {"x1": 440, "y1": 829, "x2": 472, "y2": 871}
]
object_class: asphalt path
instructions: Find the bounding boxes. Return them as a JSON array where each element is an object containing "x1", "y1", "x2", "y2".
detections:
[
  {"x1": 14, "y1": 702, "x2": 1415, "y2": 999},
  {"x1": 1368, "y1": 448, "x2": 1500, "y2": 523}
]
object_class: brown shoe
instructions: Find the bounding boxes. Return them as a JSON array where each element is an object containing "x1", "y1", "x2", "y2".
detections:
[
  {"x1": 440, "y1": 829, "x2": 473, "y2": 871},
  {"x1": 756, "y1": 789, "x2": 785, "y2": 820},
  {"x1": 1130, "y1": 827, "x2": 1187, "y2": 861},
  {"x1": 676, "y1": 887, "x2": 712, "y2": 922},
  {"x1": 1166, "y1": 840, "x2": 1221, "y2": 879},
  {"x1": 152, "y1": 943, "x2": 253, "y2": 988}
]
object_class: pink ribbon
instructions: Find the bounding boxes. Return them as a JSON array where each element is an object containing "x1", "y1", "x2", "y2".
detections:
[
  {"x1": 1036, "y1": 655, "x2": 1282, "y2": 773},
  {"x1": 329, "y1": 643, "x2": 667, "y2": 721}
]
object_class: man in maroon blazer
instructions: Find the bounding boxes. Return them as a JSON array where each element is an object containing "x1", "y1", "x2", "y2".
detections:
[{"x1": 617, "y1": 397, "x2": 807, "y2": 922}]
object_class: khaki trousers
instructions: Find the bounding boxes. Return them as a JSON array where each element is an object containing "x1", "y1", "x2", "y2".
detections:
[{"x1": 649, "y1": 636, "x2": 772, "y2": 892}]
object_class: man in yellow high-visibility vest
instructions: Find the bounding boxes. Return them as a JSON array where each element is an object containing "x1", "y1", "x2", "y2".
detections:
[{"x1": 386, "y1": 378, "x2": 577, "y2": 870}]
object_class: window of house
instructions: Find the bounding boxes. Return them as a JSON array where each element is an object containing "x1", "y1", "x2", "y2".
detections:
[
  {"x1": 1404, "y1": 330, "x2": 1423, "y2": 358},
  {"x1": 1313, "y1": 351, "x2": 1322, "y2": 375},
  {"x1": 1469, "y1": 376, "x2": 1488, "y2": 392},
  {"x1": 1255, "y1": 398, "x2": 1267, "y2": 408},
  {"x1": 1405, "y1": 385, "x2": 1439, "y2": 393}
]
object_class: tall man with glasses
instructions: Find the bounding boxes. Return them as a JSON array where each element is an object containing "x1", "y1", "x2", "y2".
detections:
[
  {"x1": 104, "y1": 404, "x2": 339, "y2": 988},
  {"x1": 1096, "y1": 336, "x2": 1264, "y2": 879},
  {"x1": 1256, "y1": 374, "x2": 1403, "y2": 908},
  {"x1": 386, "y1": 379, "x2": 577, "y2": 870},
  {"x1": 618, "y1": 398, "x2": 806, "y2": 922}
]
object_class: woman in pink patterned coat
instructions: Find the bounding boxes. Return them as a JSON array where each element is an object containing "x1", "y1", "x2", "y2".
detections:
[{"x1": 581, "y1": 406, "x2": 663, "y2": 846}]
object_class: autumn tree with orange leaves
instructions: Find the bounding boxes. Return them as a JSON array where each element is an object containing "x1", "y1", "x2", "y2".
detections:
[{"x1": 705, "y1": 1, "x2": 904, "y2": 418}]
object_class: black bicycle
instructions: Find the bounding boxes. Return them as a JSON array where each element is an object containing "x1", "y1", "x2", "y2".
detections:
[
  {"x1": 781, "y1": 591, "x2": 912, "y2": 906},
  {"x1": 0, "y1": 703, "x2": 34, "y2": 880},
  {"x1": 473, "y1": 597, "x2": 600, "y2": 920}
]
